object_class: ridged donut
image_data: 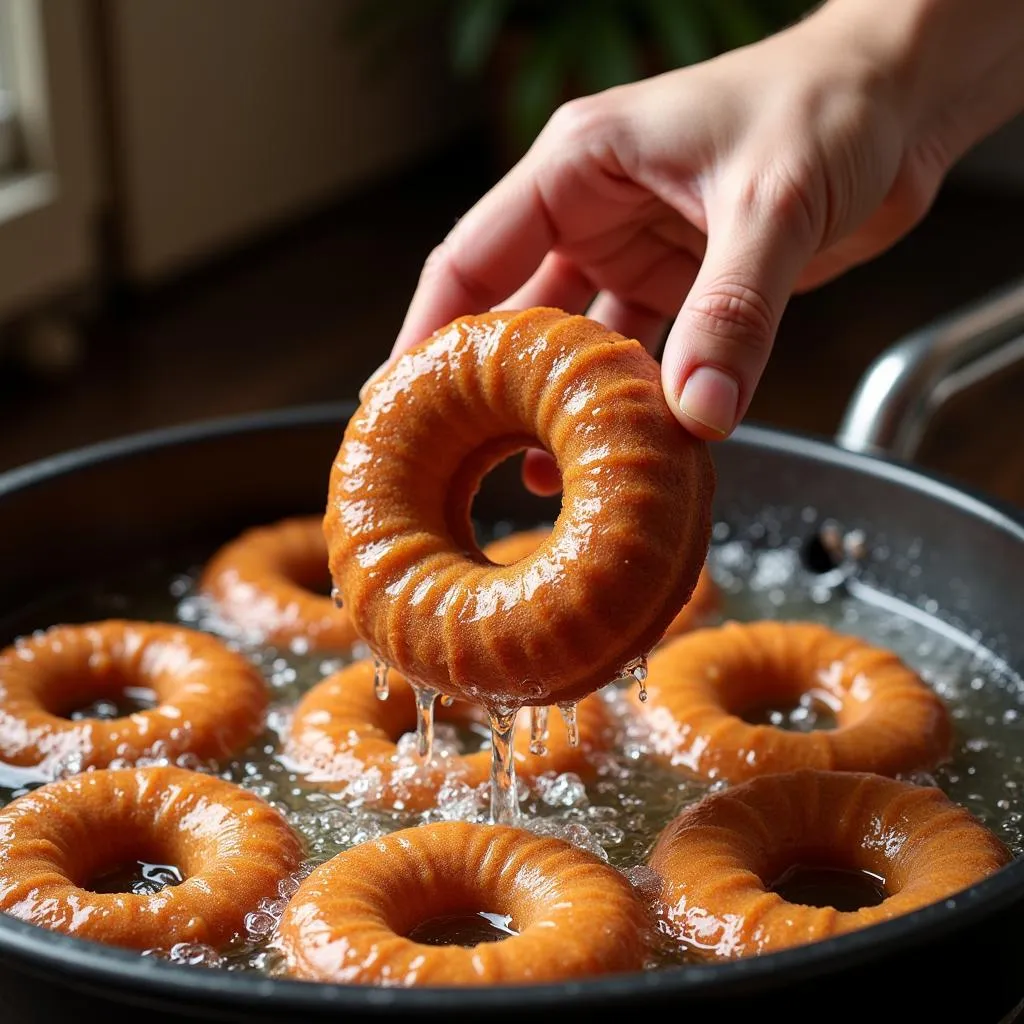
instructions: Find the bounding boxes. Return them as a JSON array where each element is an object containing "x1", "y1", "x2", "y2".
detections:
[
  {"x1": 482, "y1": 528, "x2": 719, "y2": 640},
  {"x1": 648, "y1": 769, "x2": 1009, "y2": 958},
  {"x1": 325, "y1": 307, "x2": 715, "y2": 707},
  {"x1": 0, "y1": 621, "x2": 269, "y2": 777},
  {"x1": 636, "y1": 621, "x2": 952, "y2": 781},
  {"x1": 284, "y1": 660, "x2": 614, "y2": 810},
  {"x1": 276, "y1": 820, "x2": 646, "y2": 984},
  {"x1": 201, "y1": 516, "x2": 357, "y2": 651},
  {"x1": 0, "y1": 765, "x2": 304, "y2": 949}
]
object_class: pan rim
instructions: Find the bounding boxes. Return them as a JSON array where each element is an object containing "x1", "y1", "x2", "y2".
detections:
[{"x1": 0, "y1": 401, "x2": 1022, "y2": 1013}]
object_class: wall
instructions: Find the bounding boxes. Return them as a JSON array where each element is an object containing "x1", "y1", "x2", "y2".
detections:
[{"x1": 101, "y1": 0, "x2": 468, "y2": 285}]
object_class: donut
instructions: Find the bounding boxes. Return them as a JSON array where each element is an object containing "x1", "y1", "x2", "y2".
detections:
[
  {"x1": 0, "y1": 765, "x2": 304, "y2": 949},
  {"x1": 0, "y1": 621, "x2": 269, "y2": 777},
  {"x1": 647, "y1": 768, "x2": 1010, "y2": 959},
  {"x1": 636, "y1": 620, "x2": 952, "y2": 782},
  {"x1": 200, "y1": 516, "x2": 357, "y2": 651},
  {"x1": 284, "y1": 660, "x2": 614, "y2": 811},
  {"x1": 325, "y1": 307, "x2": 715, "y2": 708},
  {"x1": 482, "y1": 528, "x2": 719, "y2": 641},
  {"x1": 276, "y1": 820, "x2": 646, "y2": 984}
]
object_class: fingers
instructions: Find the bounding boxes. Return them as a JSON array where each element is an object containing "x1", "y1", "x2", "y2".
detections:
[
  {"x1": 522, "y1": 449, "x2": 563, "y2": 496},
  {"x1": 501, "y1": 251, "x2": 595, "y2": 313},
  {"x1": 586, "y1": 294, "x2": 668, "y2": 354},
  {"x1": 661, "y1": 189, "x2": 818, "y2": 439}
]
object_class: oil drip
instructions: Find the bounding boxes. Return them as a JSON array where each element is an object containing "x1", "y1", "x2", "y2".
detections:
[
  {"x1": 487, "y1": 706, "x2": 521, "y2": 825},
  {"x1": 409, "y1": 680, "x2": 440, "y2": 759},
  {"x1": 529, "y1": 706, "x2": 550, "y2": 756},
  {"x1": 556, "y1": 702, "x2": 580, "y2": 747}
]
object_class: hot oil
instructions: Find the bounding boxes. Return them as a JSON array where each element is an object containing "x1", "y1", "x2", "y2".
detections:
[{"x1": 0, "y1": 521, "x2": 1022, "y2": 975}]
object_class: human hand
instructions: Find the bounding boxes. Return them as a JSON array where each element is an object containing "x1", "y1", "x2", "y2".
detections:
[{"x1": 377, "y1": 0, "x2": 1024, "y2": 495}]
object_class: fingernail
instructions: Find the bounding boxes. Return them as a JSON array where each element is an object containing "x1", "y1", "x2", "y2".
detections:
[
  {"x1": 358, "y1": 359, "x2": 392, "y2": 403},
  {"x1": 677, "y1": 366, "x2": 740, "y2": 436}
]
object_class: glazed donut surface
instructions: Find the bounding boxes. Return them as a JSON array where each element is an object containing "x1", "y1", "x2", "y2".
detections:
[
  {"x1": 284, "y1": 659, "x2": 614, "y2": 810},
  {"x1": 0, "y1": 621, "x2": 269, "y2": 776},
  {"x1": 0, "y1": 765, "x2": 304, "y2": 949},
  {"x1": 637, "y1": 620, "x2": 952, "y2": 781},
  {"x1": 201, "y1": 516, "x2": 357, "y2": 651},
  {"x1": 277, "y1": 820, "x2": 646, "y2": 984},
  {"x1": 325, "y1": 307, "x2": 716, "y2": 707},
  {"x1": 482, "y1": 528, "x2": 719, "y2": 641},
  {"x1": 648, "y1": 768, "x2": 1009, "y2": 958}
]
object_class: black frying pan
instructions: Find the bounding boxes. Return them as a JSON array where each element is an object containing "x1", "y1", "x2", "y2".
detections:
[{"x1": 2, "y1": 282, "x2": 1024, "y2": 1024}]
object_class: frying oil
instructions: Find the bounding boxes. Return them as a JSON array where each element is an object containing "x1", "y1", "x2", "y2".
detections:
[{"x1": 1, "y1": 517, "x2": 1022, "y2": 975}]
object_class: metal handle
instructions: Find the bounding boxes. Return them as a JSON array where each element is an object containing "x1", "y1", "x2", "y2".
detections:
[{"x1": 835, "y1": 276, "x2": 1024, "y2": 460}]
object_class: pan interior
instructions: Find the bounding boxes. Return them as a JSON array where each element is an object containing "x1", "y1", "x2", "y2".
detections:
[{"x1": 1, "y1": 501, "x2": 1020, "y2": 978}]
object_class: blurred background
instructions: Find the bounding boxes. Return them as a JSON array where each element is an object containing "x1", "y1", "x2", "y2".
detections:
[{"x1": 1, "y1": 0, "x2": 1023, "y2": 502}]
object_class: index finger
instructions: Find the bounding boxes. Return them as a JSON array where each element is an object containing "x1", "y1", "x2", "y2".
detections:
[{"x1": 391, "y1": 159, "x2": 557, "y2": 358}]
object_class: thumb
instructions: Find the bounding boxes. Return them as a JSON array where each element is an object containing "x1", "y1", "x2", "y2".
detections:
[{"x1": 662, "y1": 197, "x2": 816, "y2": 439}]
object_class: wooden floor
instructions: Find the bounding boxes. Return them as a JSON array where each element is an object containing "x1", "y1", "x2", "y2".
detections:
[{"x1": 2, "y1": 129, "x2": 1024, "y2": 508}]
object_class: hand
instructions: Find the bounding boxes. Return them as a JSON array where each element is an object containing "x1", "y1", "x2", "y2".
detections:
[{"x1": 379, "y1": 0, "x2": 1024, "y2": 496}]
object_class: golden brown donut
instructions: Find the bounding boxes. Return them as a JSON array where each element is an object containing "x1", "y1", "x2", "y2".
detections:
[
  {"x1": 482, "y1": 528, "x2": 719, "y2": 641},
  {"x1": 0, "y1": 765, "x2": 304, "y2": 950},
  {"x1": 636, "y1": 620, "x2": 952, "y2": 782},
  {"x1": 277, "y1": 820, "x2": 646, "y2": 984},
  {"x1": 201, "y1": 516, "x2": 357, "y2": 651},
  {"x1": 0, "y1": 621, "x2": 269, "y2": 777},
  {"x1": 325, "y1": 307, "x2": 715, "y2": 708},
  {"x1": 284, "y1": 660, "x2": 614, "y2": 810},
  {"x1": 648, "y1": 768, "x2": 1010, "y2": 959}
]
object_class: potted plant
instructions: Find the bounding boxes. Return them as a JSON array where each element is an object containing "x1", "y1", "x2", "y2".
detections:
[{"x1": 349, "y1": 0, "x2": 816, "y2": 166}]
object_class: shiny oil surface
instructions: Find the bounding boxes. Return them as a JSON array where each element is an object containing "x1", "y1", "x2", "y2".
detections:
[{"x1": 0, "y1": 516, "x2": 1021, "y2": 974}]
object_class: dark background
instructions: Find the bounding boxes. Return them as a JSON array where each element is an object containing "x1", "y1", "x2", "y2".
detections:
[{"x1": 2, "y1": 1, "x2": 1024, "y2": 506}]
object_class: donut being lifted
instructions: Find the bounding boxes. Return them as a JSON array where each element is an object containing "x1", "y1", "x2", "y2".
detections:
[
  {"x1": 482, "y1": 528, "x2": 719, "y2": 642},
  {"x1": 324, "y1": 307, "x2": 716, "y2": 708}
]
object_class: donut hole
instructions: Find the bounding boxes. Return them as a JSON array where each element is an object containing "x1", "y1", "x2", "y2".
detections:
[
  {"x1": 275, "y1": 555, "x2": 333, "y2": 599},
  {"x1": 407, "y1": 910, "x2": 519, "y2": 947},
  {"x1": 458, "y1": 443, "x2": 557, "y2": 558},
  {"x1": 770, "y1": 862, "x2": 887, "y2": 912},
  {"x1": 715, "y1": 659, "x2": 844, "y2": 735},
  {"x1": 90, "y1": 859, "x2": 184, "y2": 896},
  {"x1": 69, "y1": 816, "x2": 208, "y2": 896},
  {"x1": 42, "y1": 660, "x2": 159, "y2": 722},
  {"x1": 68, "y1": 685, "x2": 159, "y2": 722},
  {"x1": 739, "y1": 690, "x2": 839, "y2": 733}
]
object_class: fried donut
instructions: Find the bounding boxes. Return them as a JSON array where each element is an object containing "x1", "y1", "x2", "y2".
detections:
[
  {"x1": 636, "y1": 620, "x2": 952, "y2": 782},
  {"x1": 0, "y1": 765, "x2": 304, "y2": 949},
  {"x1": 284, "y1": 660, "x2": 614, "y2": 810},
  {"x1": 0, "y1": 621, "x2": 268, "y2": 777},
  {"x1": 277, "y1": 820, "x2": 646, "y2": 984},
  {"x1": 648, "y1": 769, "x2": 1009, "y2": 958},
  {"x1": 482, "y1": 528, "x2": 719, "y2": 640},
  {"x1": 201, "y1": 516, "x2": 357, "y2": 651},
  {"x1": 325, "y1": 307, "x2": 715, "y2": 708}
]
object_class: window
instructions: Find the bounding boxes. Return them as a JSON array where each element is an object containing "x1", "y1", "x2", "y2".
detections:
[
  {"x1": 0, "y1": 0, "x2": 99, "y2": 323},
  {"x1": 0, "y1": 0, "x2": 20, "y2": 177}
]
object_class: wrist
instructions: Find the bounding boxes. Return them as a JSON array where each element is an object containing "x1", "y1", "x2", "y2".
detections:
[{"x1": 806, "y1": 0, "x2": 1024, "y2": 162}]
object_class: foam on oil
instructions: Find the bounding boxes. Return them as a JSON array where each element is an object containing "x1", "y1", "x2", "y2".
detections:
[{"x1": 1, "y1": 517, "x2": 1022, "y2": 974}]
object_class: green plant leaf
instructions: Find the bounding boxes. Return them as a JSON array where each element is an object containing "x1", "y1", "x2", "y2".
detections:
[
  {"x1": 450, "y1": 0, "x2": 513, "y2": 77},
  {"x1": 712, "y1": 0, "x2": 774, "y2": 49},
  {"x1": 640, "y1": 0, "x2": 714, "y2": 68},
  {"x1": 510, "y1": 28, "x2": 570, "y2": 151},
  {"x1": 577, "y1": 8, "x2": 641, "y2": 93}
]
